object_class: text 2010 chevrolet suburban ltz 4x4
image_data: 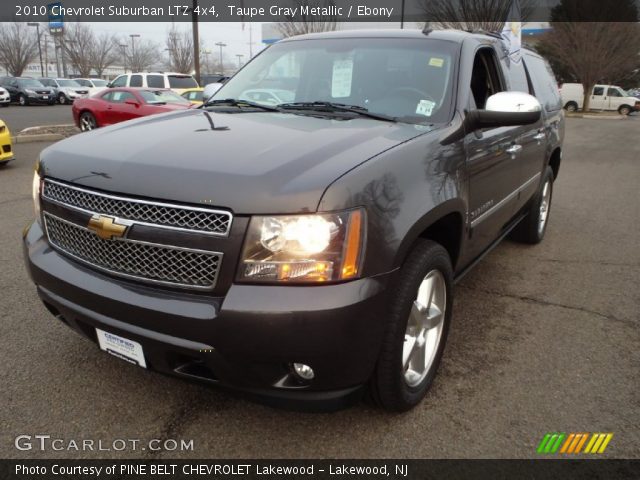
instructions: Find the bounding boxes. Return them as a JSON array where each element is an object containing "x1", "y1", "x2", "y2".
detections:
[{"x1": 24, "y1": 30, "x2": 564, "y2": 411}]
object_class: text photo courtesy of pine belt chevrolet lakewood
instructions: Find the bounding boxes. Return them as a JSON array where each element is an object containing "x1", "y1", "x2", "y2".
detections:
[{"x1": 23, "y1": 29, "x2": 564, "y2": 411}]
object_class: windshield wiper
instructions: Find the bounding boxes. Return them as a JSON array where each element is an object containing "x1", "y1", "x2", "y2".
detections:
[
  {"x1": 278, "y1": 101, "x2": 397, "y2": 122},
  {"x1": 204, "y1": 98, "x2": 280, "y2": 112}
]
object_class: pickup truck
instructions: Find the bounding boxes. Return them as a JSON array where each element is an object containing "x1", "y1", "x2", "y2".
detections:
[{"x1": 24, "y1": 29, "x2": 564, "y2": 411}]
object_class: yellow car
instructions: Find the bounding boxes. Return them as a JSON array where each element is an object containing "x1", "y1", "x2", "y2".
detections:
[
  {"x1": 0, "y1": 119, "x2": 14, "y2": 166},
  {"x1": 181, "y1": 88, "x2": 205, "y2": 105}
]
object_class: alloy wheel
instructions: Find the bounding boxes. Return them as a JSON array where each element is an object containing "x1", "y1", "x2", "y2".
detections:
[{"x1": 538, "y1": 179, "x2": 551, "y2": 236}]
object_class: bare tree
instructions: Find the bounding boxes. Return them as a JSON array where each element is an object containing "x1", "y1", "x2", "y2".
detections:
[
  {"x1": 276, "y1": 0, "x2": 337, "y2": 38},
  {"x1": 165, "y1": 26, "x2": 193, "y2": 73},
  {"x1": 90, "y1": 32, "x2": 119, "y2": 77},
  {"x1": 419, "y1": 0, "x2": 535, "y2": 32},
  {"x1": 127, "y1": 39, "x2": 160, "y2": 72},
  {"x1": 61, "y1": 23, "x2": 94, "y2": 77},
  {"x1": 0, "y1": 22, "x2": 38, "y2": 76},
  {"x1": 537, "y1": 0, "x2": 640, "y2": 112}
]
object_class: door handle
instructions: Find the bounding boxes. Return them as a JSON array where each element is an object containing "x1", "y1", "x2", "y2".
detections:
[{"x1": 506, "y1": 144, "x2": 523, "y2": 155}]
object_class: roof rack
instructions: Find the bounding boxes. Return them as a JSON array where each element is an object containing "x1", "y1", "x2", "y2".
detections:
[{"x1": 469, "y1": 29, "x2": 504, "y2": 40}]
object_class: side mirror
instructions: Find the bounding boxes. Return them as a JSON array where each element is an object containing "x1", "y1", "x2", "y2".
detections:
[
  {"x1": 106, "y1": 82, "x2": 113, "y2": 88},
  {"x1": 441, "y1": 92, "x2": 542, "y2": 145}
]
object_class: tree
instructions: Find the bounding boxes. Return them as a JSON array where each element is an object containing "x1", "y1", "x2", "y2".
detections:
[
  {"x1": 90, "y1": 32, "x2": 119, "y2": 77},
  {"x1": 537, "y1": 0, "x2": 640, "y2": 112},
  {"x1": 61, "y1": 23, "x2": 94, "y2": 77},
  {"x1": 127, "y1": 38, "x2": 160, "y2": 72},
  {"x1": 0, "y1": 22, "x2": 38, "y2": 76},
  {"x1": 276, "y1": 0, "x2": 337, "y2": 38},
  {"x1": 165, "y1": 26, "x2": 193, "y2": 73},
  {"x1": 419, "y1": 0, "x2": 536, "y2": 32}
]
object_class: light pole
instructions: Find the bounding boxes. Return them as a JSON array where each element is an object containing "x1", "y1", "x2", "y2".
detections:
[
  {"x1": 120, "y1": 44, "x2": 128, "y2": 74},
  {"x1": 236, "y1": 54, "x2": 244, "y2": 70},
  {"x1": 192, "y1": 0, "x2": 201, "y2": 84},
  {"x1": 215, "y1": 42, "x2": 227, "y2": 75},
  {"x1": 129, "y1": 34, "x2": 140, "y2": 71},
  {"x1": 28, "y1": 23, "x2": 44, "y2": 77}
]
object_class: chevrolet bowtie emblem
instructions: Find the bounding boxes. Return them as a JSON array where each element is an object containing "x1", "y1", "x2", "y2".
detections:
[{"x1": 87, "y1": 214, "x2": 128, "y2": 240}]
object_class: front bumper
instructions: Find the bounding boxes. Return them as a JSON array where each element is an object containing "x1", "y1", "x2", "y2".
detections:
[
  {"x1": 27, "y1": 94, "x2": 54, "y2": 104},
  {"x1": 0, "y1": 97, "x2": 9, "y2": 104},
  {"x1": 23, "y1": 221, "x2": 391, "y2": 409}
]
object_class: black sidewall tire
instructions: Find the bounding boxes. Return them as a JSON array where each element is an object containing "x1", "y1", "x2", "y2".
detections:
[
  {"x1": 618, "y1": 106, "x2": 630, "y2": 116},
  {"x1": 58, "y1": 93, "x2": 67, "y2": 105},
  {"x1": 371, "y1": 240, "x2": 454, "y2": 411},
  {"x1": 565, "y1": 102, "x2": 577, "y2": 112},
  {"x1": 510, "y1": 166, "x2": 554, "y2": 244},
  {"x1": 18, "y1": 95, "x2": 27, "y2": 106}
]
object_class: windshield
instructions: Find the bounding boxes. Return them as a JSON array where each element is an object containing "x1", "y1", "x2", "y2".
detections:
[
  {"x1": 168, "y1": 75, "x2": 198, "y2": 89},
  {"x1": 139, "y1": 90, "x2": 190, "y2": 105},
  {"x1": 58, "y1": 79, "x2": 81, "y2": 87},
  {"x1": 214, "y1": 37, "x2": 457, "y2": 124},
  {"x1": 19, "y1": 79, "x2": 45, "y2": 88}
]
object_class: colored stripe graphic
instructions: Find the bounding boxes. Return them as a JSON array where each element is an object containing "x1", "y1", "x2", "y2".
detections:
[{"x1": 538, "y1": 433, "x2": 613, "y2": 454}]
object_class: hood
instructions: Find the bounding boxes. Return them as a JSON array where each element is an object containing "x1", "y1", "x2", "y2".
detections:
[{"x1": 40, "y1": 109, "x2": 431, "y2": 214}]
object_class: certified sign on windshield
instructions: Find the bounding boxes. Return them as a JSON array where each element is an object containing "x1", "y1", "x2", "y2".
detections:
[{"x1": 332, "y1": 58, "x2": 353, "y2": 98}]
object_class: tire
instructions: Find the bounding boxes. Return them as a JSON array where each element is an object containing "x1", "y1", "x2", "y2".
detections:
[
  {"x1": 564, "y1": 102, "x2": 578, "y2": 112},
  {"x1": 0, "y1": 103, "x2": 8, "y2": 108},
  {"x1": 510, "y1": 166, "x2": 554, "y2": 244},
  {"x1": 58, "y1": 93, "x2": 67, "y2": 105},
  {"x1": 370, "y1": 239, "x2": 453, "y2": 412},
  {"x1": 618, "y1": 105, "x2": 631, "y2": 116},
  {"x1": 79, "y1": 111, "x2": 97, "y2": 131},
  {"x1": 18, "y1": 94, "x2": 28, "y2": 106}
]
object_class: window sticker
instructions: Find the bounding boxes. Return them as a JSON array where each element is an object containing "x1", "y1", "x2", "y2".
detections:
[
  {"x1": 429, "y1": 57, "x2": 445, "y2": 68},
  {"x1": 416, "y1": 99, "x2": 436, "y2": 117},
  {"x1": 332, "y1": 59, "x2": 353, "y2": 98}
]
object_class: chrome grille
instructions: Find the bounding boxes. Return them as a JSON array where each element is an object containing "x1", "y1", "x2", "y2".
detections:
[
  {"x1": 44, "y1": 213, "x2": 222, "y2": 290},
  {"x1": 42, "y1": 179, "x2": 232, "y2": 236}
]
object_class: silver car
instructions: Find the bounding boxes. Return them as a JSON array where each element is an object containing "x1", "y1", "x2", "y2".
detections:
[
  {"x1": 39, "y1": 78, "x2": 89, "y2": 105},
  {"x1": 0, "y1": 86, "x2": 9, "y2": 107}
]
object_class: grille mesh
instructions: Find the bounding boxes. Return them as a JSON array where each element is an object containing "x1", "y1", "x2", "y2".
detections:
[
  {"x1": 45, "y1": 214, "x2": 221, "y2": 289},
  {"x1": 43, "y1": 180, "x2": 231, "y2": 235}
]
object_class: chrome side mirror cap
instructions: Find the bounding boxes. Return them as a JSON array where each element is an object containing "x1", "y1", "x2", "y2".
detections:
[{"x1": 486, "y1": 91, "x2": 542, "y2": 114}]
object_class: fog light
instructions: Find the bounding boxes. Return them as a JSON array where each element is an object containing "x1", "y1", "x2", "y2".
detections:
[{"x1": 292, "y1": 363, "x2": 315, "y2": 380}]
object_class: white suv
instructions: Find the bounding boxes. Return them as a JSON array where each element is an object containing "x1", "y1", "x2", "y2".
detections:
[{"x1": 108, "y1": 72, "x2": 199, "y2": 94}]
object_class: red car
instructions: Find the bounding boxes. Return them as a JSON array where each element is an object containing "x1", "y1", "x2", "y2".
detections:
[{"x1": 72, "y1": 88, "x2": 192, "y2": 131}]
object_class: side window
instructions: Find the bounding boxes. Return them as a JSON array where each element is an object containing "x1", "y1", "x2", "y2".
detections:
[
  {"x1": 101, "y1": 91, "x2": 114, "y2": 102},
  {"x1": 111, "y1": 75, "x2": 127, "y2": 87},
  {"x1": 593, "y1": 86, "x2": 605, "y2": 96},
  {"x1": 503, "y1": 60, "x2": 531, "y2": 94},
  {"x1": 111, "y1": 91, "x2": 136, "y2": 103},
  {"x1": 608, "y1": 88, "x2": 622, "y2": 97},
  {"x1": 147, "y1": 75, "x2": 164, "y2": 88},
  {"x1": 130, "y1": 75, "x2": 143, "y2": 87},
  {"x1": 470, "y1": 48, "x2": 505, "y2": 109},
  {"x1": 77, "y1": 79, "x2": 90, "y2": 87},
  {"x1": 523, "y1": 54, "x2": 562, "y2": 112}
]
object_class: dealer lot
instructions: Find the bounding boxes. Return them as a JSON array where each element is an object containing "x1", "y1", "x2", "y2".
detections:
[{"x1": 0, "y1": 117, "x2": 638, "y2": 459}]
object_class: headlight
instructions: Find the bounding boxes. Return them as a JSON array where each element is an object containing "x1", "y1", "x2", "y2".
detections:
[
  {"x1": 32, "y1": 170, "x2": 42, "y2": 224},
  {"x1": 238, "y1": 209, "x2": 365, "y2": 283},
  {"x1": 25, "y1": 89, "x2": 36, "y2": 95}
]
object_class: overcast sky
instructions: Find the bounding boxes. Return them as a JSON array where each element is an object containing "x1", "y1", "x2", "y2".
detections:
[{"x1": 91, "y1": 22, "x2": 266, "y2": 64}]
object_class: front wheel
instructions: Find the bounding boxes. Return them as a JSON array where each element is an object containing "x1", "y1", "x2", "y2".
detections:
[
  {"x1": 564, "y1": 102, "x2": 578, "y2": 112},
  {"x1": 370, "y1": 240, "x2": 453, "y2": 411},
  {"x1": 58, "y1": 93, "x2": 67, "y2": 105},
  {"x1": 79, "y1": 112, "x2": 97, "y2": 131},
  {"x1": 18, "y1": 94, "x2": 28, "y2": 106},
  {"x1": 618, "y1": 105, "x2": 631, "y2": 116}
]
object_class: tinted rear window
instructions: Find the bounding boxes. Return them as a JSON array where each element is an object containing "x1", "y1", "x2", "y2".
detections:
[
  {"x1": 168, "y1": 75, "x2": 198, "y2": 88},
  {"x1": 130, "y1": 75, "x2": 143, "y2": 87},
  {"x1": 147, "y1": 75, "x2": 164, "y2": 88},
  {"x1": 524, "y1": 54, "x2": 561, "y2": 112}
]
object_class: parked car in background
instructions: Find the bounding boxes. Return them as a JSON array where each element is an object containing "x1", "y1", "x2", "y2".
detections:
[
  {"x1": 26, "y1": 30, "x2": 564, "y2": 412},
  {"x1": 200, "y1": 74, "x2": 229, "y2": 85},
  {"x1": 72, "y1": 87, "x2": 192, "y2": 131},
  {"x1": 628, "y1": 88, "x2": 640, "y2": 100},
  {"x1": 560, "y1": 83, "x2": 640, "y2": 115},
  {"x1": 181, "y1": 88, "x2": 205, "y2": 105},
  {"x1": 0, "y1": 119, "x2": 14, "y2": 166},
  {"x1": 202, "y1": 82, "x2": 224, "y2": 102},
  {"x1": 74, "y1": 78, "x2": 109, "y2": 97},
  {"x1": 0, "y1": 77, "x2": 55, "y2": 106},
  {"x1": 39, "y1": 78, "x2": 89, "y2": 104},
  {"x1": 0, "y1": 87, "x2": 10, "y2": 107},
  {"x1": 108, "y1": 72, "x2": 199, "y2": 94}
]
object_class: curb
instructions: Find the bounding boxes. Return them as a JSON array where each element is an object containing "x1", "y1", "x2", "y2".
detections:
[
  {"x1": 566, "y1": 114, "x2": 628, "y2": 120},
  {"x1": 11, "y1": 133, "x2": 65, "y2": 144}
]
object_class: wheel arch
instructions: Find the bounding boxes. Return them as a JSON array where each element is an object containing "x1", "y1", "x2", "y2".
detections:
[{"x1": 393, "y1": 200, "x2": 466, "y2": 272}]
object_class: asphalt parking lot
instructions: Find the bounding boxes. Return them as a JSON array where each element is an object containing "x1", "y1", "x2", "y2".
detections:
[
  {"x1": 1, "y1": 117, "x2": 638, "y2": 459},
  {"x1": 0, "y1": 104, "x2": 74, "y2": 133}
]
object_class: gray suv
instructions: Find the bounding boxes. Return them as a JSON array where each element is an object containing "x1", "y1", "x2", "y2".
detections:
[
  {"x1": 39, "y1": 78, "x2": 89, "y2": 104},
  {"x1": 24, "y1": 29, "x2": 564, "y2": 411}
]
